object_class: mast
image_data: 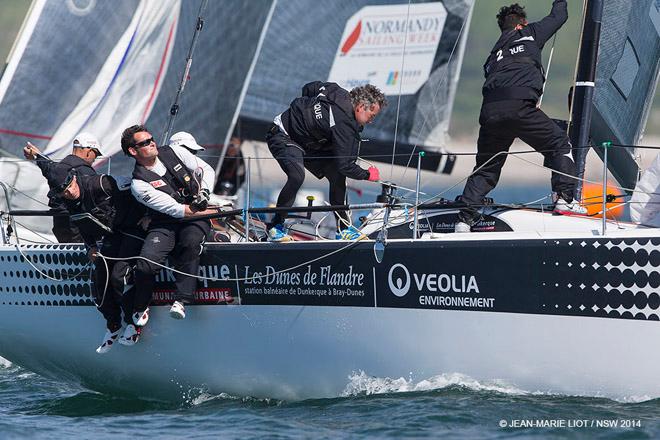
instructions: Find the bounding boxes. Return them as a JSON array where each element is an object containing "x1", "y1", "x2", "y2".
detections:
[{"x1": 569, "y1": 0, "x2": 604, "y2": 201}]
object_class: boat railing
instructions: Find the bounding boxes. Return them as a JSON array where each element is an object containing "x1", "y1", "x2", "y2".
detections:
[
  {"x1": 1, "y1": 142, "x2": 656, "y2": 246},
  {"x1": 0, "y1": 181, "x2": 19, "y2": 245}
]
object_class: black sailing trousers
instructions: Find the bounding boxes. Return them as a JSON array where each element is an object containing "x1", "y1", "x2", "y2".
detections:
[
  {"x1": 132, "y1": 219, "x2": 210, "y2": 313},
  {"x1": 93, "y1": 232, "x2": 144, "y2": 329},
  {"x1": 459, "y1": 99, "x2": 577, "y2": 224},
  {"x1": 267, "y1": 130, "x2": 350, "y2": 230}
]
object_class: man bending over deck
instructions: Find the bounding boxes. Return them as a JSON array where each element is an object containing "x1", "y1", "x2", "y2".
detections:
[
  {"x1": 120, "y1": 125, "x2": 218, "y2": 345},
  {"x1": 266, "y1": 82, "x2": 386, "y2": 242},
  {"x1": 455, "y1": 1, "x2": 586, "y2": 233}
]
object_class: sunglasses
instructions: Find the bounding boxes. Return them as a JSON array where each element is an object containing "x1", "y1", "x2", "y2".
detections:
[
  {"x1": 134, "y1": 137, "x2": 154, "y2": 148},
  {"x1": 55, "y1": 173, "x2": 76, "y2": 194}
]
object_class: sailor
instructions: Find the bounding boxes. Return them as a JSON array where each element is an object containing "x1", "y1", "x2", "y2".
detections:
[
  {"x1": 266, "y1": 82, "x2": 386, "y2": 242},
  {"x1": 23, "y1": 133, "x2": 101, "y2": 242},
  {"x1": 455, "y1": 1, "x2": 587, "y2": 233},
  {"x1": 49, "y1": 167, "x2": 146, "y2": 353},
  {"x1": 214, "y1": 135, "x2": 245, "y2": 196},
  {"x1": 120, "y1": 125, "x2": 217, "y2": 344}
]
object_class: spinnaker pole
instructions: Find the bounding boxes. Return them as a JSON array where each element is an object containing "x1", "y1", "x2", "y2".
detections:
[{"x1": 569, "y1": 0, "x2": 603, "y2": 201}]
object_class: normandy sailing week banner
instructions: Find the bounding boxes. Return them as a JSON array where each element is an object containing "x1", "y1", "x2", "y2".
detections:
[{"x1": 328, "y1": 2, "x2": 447, "y2": 95}]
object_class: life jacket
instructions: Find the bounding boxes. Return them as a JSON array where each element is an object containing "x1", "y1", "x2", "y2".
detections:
[
  {"x1": 132, "y1": 146, "x2": 200, "y2": 221},
  {"x1": 281, "y1": 82, "x2": 358, "y2": 153},
  {"x1": 76, "y1": 174, "x2": 115, "y2": 229}
]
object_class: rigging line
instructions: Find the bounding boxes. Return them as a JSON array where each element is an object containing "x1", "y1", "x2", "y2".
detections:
[
  {"x1": 216, "y1": 0, "x2": 278, "y2": 177},
  {"x1": 537, "y1": 33, "x2": 557, "y2": 108},
  {"x1": 97, "y1": 238, "x2": 364, "y2": 283},
  {"x1": 11, "y1": 220, "x2": 56, "y2": 243},
  {"x1": 161, "y1": 0, "x2": 209, "y2": 145},
  {"x1": 399, "y1": 4, "x2": 473, "y2": 181},
  {"x1": 14, "y1": 244, "x2": 91, "y2": 282},
  {"x1": 416, "y1": 146, "x2": 660, "y2": 207},
  {"x1": 3, "y1": 183, "x2": 50, "y2": 208},
  {"x1": 508, "y1": 154, "x2": 660, "y2": 196},
  {"x1": 418, "y1": 150, "x2": 513, "y2": 205},
  {"x1": 612, "y1": 144, "x2": 660, "y2": 151},
  {"x1": 389, "y1": 0, "x2": 413, "y2": 181}
]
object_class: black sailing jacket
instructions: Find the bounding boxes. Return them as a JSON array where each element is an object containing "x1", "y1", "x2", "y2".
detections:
[
  {"x1": 65, "y1": 174, "x2": 145, "y2": 247},
  {"x1": 482, "y1": 0, "x2": 568, "y2": 103},
  {"x1": 280, "y1": 81, "x2": 369, "y2": 180}
]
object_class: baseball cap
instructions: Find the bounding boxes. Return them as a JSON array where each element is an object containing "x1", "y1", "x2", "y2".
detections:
[
  {"x1": 73, "y1": 132, "x2": 103, "y2": 156},
  {"x1": 169, "y1": 131, "x2": 205, "y2": 151},
  {"x1": 47, "y1": 167, "x2": 77, "y2": 198}
]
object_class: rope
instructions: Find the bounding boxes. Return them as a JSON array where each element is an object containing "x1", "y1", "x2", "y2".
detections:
[
  {"x1": 14, "y1": 244, "x2": 91, "y2": 282},
  {"x1": 389, "y1": 0, "x2": 413, "y2": 181},
  {"x1": 96, "y1": 237, "x2": 364, "y2": 283},
  {"x1": 399, "y1": 7, "x2": 472, "y2": 181},
  {"x1": 537, "y1": 33, "x2": 557, "y2": 108}
]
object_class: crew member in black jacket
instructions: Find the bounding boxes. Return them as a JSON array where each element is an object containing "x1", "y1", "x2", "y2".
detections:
[
  {"x1": 23, "y1": 133, "x2": 101, "y2": 242},
  {"x1": 50, "y1": 168, "x2": 146, "y2": 353},
  {"x1": 455, "y1": 1, "x2": 587, "y2": 233},
  {"x1": 266, "y1": 82, "x2": 386, "y2": 242}
]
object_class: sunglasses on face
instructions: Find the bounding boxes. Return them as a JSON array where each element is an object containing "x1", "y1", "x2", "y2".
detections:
[{"x1": 134, "y1": 137, "x2": 154, "y2": 148}]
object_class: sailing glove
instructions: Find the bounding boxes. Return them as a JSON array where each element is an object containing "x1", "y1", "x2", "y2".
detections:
[
  {"x1": 367, "y1": 166, "x2": 380, "y2": 182},
  {"x1": 191, "y1": 189, "x2": 210, "y2": 212}
]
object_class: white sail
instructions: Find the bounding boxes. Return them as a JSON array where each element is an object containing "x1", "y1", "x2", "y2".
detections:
[{"x1": 630, "y1": 153, "x2": 660, "y2": 227}]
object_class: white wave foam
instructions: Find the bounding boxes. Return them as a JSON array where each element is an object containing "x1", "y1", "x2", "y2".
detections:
[
  {"x1": 186, "y1": 391, "x2": 277, "y2": 407},
  {"x1": 0, "y1": 357, "x2": 11, "y2": 368},
  {"x1": 342, "y1": 371, "x2": 528, "y2": 397}
]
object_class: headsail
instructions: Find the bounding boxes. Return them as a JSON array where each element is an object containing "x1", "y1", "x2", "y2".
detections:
[{"x1": 589, "y1": 0, "x2": 660, "y2": 191}]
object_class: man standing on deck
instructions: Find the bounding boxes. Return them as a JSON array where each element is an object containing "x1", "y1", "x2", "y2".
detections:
[
  {"x1": 266, "y1": 82, "x2": 386, "y2": 242},
  {"x1": 119, "y1": 125, "x2": 218, "y2": 345},
  {"x1": 455, "y1": 1, "x2": 587, "y2": 233},
  {"x1": 23, "y1": 133, "x2": 101, "y2": 242}
]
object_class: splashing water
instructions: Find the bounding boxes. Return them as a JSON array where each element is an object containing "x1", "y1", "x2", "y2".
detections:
[{"x1": 342, "y1": 371, "x2": 530, "y2": 397}]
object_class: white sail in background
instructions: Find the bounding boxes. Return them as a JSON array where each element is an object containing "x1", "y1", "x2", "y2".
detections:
[
  {"x1": 630, "y1": 154, "x2": 660, "y2": 227},
  {"x1": 46, "y1": 0, "x2": 180, "y2": 162}
]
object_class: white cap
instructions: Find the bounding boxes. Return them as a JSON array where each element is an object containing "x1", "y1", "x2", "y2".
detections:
[
  {"x1": 169, "y1": 131, "x2": 205, "y2": 151},
  {"x1": 72, "y1": 132, "x2": 103, "y2": 156}
]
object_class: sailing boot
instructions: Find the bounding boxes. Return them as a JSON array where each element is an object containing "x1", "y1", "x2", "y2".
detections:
[
  {"x1": 95, "y1": 324, "x2": 123, "y2": 354},
  {"x1": 268, "y1": 224, "x2": 293, "y2": 242},
  {"x1": 454, "y1": 222, "x2": 472, "y2": 233},
  {"x1": 118, "y1": 324, "x2": 142, "y2": 346},
  {"x1": 131, "y1": 307, "x2": 150, "y2": 327},
  {"x1": 553, "y1": 197, "x2": 588, "y2": 216},
  {"x1": 169, "y1": 301, "x2": 186, "y2": 320},
  {"x1": 336, "y1": 225, "x2": 366, "y2": 240}
]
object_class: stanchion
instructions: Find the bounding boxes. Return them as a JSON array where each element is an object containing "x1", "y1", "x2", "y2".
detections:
[
  {"x1": 413, "y1": 151, "x2": 424, "y2": 240},
  {"x1": 601, "y1": 141, "x2": 611, "y2": 236}
]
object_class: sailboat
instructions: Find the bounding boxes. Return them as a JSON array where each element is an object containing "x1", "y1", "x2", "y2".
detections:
[{"x1": 0, "y1": 0, "x2": 659, "y2": 402}]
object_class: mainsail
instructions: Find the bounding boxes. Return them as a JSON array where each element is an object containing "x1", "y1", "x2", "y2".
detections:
[{"x1": 589, "y1": 0, "x2": 660, "y2": 191}]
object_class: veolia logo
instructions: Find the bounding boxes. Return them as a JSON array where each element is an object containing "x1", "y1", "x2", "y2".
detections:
[{"x1": 388, "y1": 263, "x2": 410, "y2": 297}]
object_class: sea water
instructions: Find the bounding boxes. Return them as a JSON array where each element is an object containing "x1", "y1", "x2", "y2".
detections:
[{"x1": 1, "y1": 359, "x2": 658, "y2": 438}]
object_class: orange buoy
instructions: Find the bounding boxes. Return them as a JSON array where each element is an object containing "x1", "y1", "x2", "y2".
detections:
[{"x1": 581, "y1": 183, "x2": 625, "y2": 219}]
